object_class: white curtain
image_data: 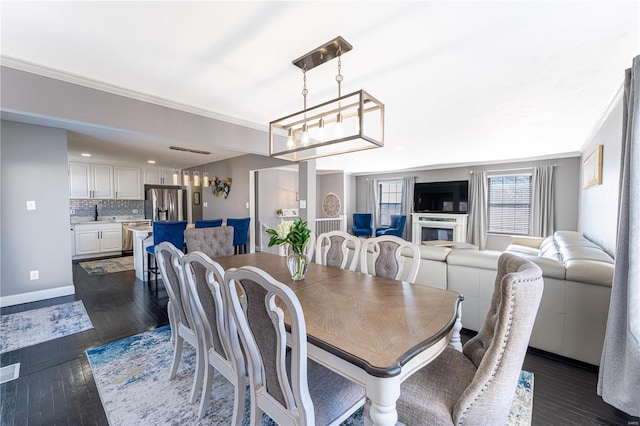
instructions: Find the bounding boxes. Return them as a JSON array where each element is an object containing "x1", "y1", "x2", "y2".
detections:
[
  {"x1": 467, "y1": 171, "x2": 487, "y2": 250},
  {"x1": 598, "y1": 56, "x2": 640, "y2": 416},
  {"x1": 531, "y1": 165, "x2": 555, "y2": 237},
  {"x1": 366, "y1": 178, "x2": 379, "y2": 230},
  {"x1": 401, "y1": 176, "x2": 416, "y2": 240}
]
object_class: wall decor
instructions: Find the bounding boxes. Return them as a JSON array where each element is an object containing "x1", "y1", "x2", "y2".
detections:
[
  {"x1": 583, "y1": 145, "x2": 603, "y2": 189},
  {"x1": 322, "y1": 192, "x2": 341, "y2": 217},
  {"x1": 210, "y1": 176, "x2": 232, "y2": 198},
  {"x1": 193, "y1": 192, "x2": 200, "y2": 205}
]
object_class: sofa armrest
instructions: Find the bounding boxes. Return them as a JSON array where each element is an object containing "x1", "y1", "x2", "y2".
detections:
[{"x1": 510, "y1": 235, "x2": 544, "y2": 249}]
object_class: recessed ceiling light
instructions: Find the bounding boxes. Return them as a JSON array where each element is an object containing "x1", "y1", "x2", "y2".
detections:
[
  {"x1": 81, "y1": 153, "x2": 91, "y2": 157},
  {"x1": 147, "y1": 160, "x2": 156, "y2": 164}
]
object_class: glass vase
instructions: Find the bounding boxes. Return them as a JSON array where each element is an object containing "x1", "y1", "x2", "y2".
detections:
[{"x1": 287, "y1": 252, "x2": 309, "y2": 281}]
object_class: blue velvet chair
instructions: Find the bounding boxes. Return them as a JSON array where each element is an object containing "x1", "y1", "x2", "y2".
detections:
[
  {"x1": 352, "y1": 213, "x2": 373, "y2": 238},
  {"x1": 146, "y1": 221, "x2": 187, "y2": 288},
  {"x1": 375, "y1": 215, "x2": 407, "y2": 238},
  {"x1": 226, "y1": 217, "x2": 251, "y2": 254},
  {"x1": 195, "y1": 219, "x2": 223, "y2": 228}
]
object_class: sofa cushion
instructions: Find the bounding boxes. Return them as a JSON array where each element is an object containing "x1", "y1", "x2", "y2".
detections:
[{"x1": 446, "y1": 249, "x2": 501, "y2": 269}]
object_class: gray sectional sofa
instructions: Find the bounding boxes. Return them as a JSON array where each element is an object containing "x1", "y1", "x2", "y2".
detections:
[{"x1": 357, "y1": 231, "x2": 614, "y2": 365}]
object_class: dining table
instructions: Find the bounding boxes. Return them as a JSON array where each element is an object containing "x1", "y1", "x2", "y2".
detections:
[{"x1": 215, "y1": 252, "x2": 463, "y2": 426}]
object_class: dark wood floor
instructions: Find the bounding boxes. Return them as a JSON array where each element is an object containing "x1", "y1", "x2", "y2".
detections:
[{"x1": 1, "y1": 257, "x2": 638, "y2": 425}]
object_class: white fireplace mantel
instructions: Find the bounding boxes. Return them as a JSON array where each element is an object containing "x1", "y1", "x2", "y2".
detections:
[{"x1": 412, "y1": 213, "x2": 469, "y2": 245}]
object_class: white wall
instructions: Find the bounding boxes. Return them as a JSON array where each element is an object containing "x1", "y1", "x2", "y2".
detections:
[
  {"x1": 579, "y1": 91, "x2": 623, "y2": 256},
  {"x1": 256, "y1": 168, "x2": 299, "y2": 253},
  {"x1": 1, "y1": 121, "x2": 74, "y2": 306}
]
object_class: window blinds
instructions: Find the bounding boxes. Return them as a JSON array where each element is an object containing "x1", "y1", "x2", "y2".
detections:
[{"x1": 487, "y1": 174, "x2": 532, "y2": 235}]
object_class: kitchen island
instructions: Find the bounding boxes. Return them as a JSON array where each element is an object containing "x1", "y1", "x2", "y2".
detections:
[{"x1": 128, "y1": 225, "x2": 153, "y2": 282}]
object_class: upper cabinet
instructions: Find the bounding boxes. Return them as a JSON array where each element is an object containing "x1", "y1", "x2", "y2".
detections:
[
  {"x1": 115, "y1": 166, "x2": 142, "y2": 199},
  {"x1": 69, "y1": 162, "x2": 114, "y2": 199},
  {"x1": 69, "y1": 162, "x2": 143, "y2": 200},
  {"x1": 144, "y1": 168, "x2": 177, "y2": 185}
]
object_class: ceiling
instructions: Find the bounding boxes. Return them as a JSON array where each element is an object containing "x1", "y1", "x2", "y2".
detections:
[{"x1": 1, "y1": 1, "x2": 638, "y2": 174}]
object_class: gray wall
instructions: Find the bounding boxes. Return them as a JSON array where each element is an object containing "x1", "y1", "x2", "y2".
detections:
[
  {"x1": 1, "y1": 121, "x2": 74, "y2": 306},
  {"x1": 256, "y1": 168, "x2": 299, "y2": 253},
  {"x1": 579, "y1": 92, "x2": 623, "y2": 256},
  {"x1": 355, "y1": 156, "x2": 581, "y2": 251},
  {"x1": 316, "y1": 172, "x2": 345, "y2": 218}
]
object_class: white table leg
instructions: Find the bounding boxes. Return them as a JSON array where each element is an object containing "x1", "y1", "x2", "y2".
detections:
[
  {"x1": 448, "y1": 300, "x2": 463, "y2": 352},
  {"x1": 364, "y1": 374, "x2": 401, "y2": 426}
]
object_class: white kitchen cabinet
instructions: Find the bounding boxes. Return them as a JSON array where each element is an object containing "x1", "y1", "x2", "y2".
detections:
[
  {"x1": 74, "y1": 222, "x2": 122, "y2": 257},
  {"x1": 145, "y1": 168, "x2": 177, "y2": 185},
  {"x1": 115, "y1": 166, "x2": 142, "y2": 199},
  {"x1": 69, "y1": 162, "x2": 114, "y2": 199}
]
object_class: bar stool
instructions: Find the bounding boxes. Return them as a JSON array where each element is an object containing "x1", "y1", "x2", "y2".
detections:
[
  {"x1": 226, "y1": 217, "x2": 250, "y2": 254},
  {"x1": 146, "y1": 221, "x2": 187, "y2": 289}
]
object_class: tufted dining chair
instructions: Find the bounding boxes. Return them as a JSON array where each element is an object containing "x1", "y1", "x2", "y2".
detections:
[
  {"x1": 181, "y1": 252, "x2": 247, "y2": 422},
  {"x1": 223, "y1": 266, "x2": 366, "y2": 426},
  {"x1": 155, "y1": 242, "x2": 201, "y2": 402},
  {"x1": 184, "y1": 226, "x2": 234, "y2": 259},
  {"x1": 360, "y1": 235, "x2": 421, "y2": 282},
  {"x1": 397, "y1": 253, "x2": 544, "y2": 426},
  {"x1": 315, "y1": 230, "x2": 362, "y2": 271}
]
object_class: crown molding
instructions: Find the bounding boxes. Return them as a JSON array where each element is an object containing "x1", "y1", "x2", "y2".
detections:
[{"x1": 0, "y1": 55, "x2": 267, "y2": 132}]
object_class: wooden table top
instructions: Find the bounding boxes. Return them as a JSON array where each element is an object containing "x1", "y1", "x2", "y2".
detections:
[{"x1": 215, "y1": 252, "x2": 462, "y2": 377}]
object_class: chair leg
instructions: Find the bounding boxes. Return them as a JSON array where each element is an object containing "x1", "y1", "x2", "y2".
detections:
[
  {"x1": 169, "y1": 333, "x2": 183, "y2": 380},
  {"x1": 231, "y1": 377, "x2": 246, "y2": 426},
  {"x1": 147, "y1": 252, "x2": 151, "y2": 284},
  {"x1": 189, "y1": 345, "x2": 204, "y2": 404},
  {"x1": 198, "y1": 363, "x2": 214, "y2": 418}
]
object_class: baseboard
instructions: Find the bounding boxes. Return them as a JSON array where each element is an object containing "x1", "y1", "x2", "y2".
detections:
[{"x1": 0, "y1": 285, "x2": 75, "y2": 307}]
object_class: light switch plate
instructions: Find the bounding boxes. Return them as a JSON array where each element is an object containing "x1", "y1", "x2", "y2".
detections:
[
  {"x1": 203, "y1": 202, "x2": 208, "y2": 208},
  {"x1": 26, "y1": 201, "x2": 36, "y2": 210},
  {"x1": 299, "y1": 200, "x2": 307, "y2": 209},
  {"x1": 30, "y1": 270, "x2": 39, "y2": 280},
  {"x1": 132, "y1": 209, "x2": 139, "y2": 214}
]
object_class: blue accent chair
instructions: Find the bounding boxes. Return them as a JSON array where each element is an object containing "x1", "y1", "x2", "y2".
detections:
[
  {"x1": 146, "y1": 221, "x2": 187, "y2": 288},
  {"x1": 375, "y1": 214, "x2": 407, "y2": 238},
  {"x1": 195, "y1": 219, "x2": 223, "y2": 228},
  {"x1": 226, "y1": 217, "x2": 251, "y2": 254},
  {"x1": 352, "y1": 213, "x2": 373, "y2": 238}
]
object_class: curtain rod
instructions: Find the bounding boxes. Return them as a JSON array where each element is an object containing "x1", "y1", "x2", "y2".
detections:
[{"x1": 469, "y1": 164, "x2": 556, "y2": 174}]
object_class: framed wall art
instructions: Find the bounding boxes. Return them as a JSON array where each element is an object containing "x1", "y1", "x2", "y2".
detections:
[{"x1": 583, "y1": 145, "x2": 603, "y2": 189}]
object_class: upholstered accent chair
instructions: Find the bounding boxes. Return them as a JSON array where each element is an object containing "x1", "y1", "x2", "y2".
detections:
[
  {"x1": 375, "y1": 214, "x2": 407, "y2": 238},
  {"x1": 181, "y1": 252, "x2": 247, "y2": 422},
  {"x1": 184, "y1": 226, "x2": 234, "y2": 259},
  {"x1": 195, "y1": 219, "x2": 223, "y2": 228},
  {"x1": 315, "y1": 230, "x2": 362, "y2": 271},
  {"x1": 155, "y1": 241, "x2": 200, "y2": 402},
  {"x1": 352, "y1": 213, "x2": 373, "y2": 238},
  {"x1": 146, "y1": 221, "x2": 187, "y2": 288},
  {"x1": 360, "y1": 235, "x2": 421, "y2": 282},
  {"x1": 397, "y1": 253, "x2": 544, "y2": 426},
  {"x1": 226, "y1": 217, "x2": 251, "y2": 254},
  {"x1": 224, "y1": 266, "x2": 365, "y2": 426}
]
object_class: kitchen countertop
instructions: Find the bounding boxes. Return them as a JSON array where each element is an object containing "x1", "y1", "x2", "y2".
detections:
[{"x1": 71, "y1": 216, "x2": 148, "y2": 225}]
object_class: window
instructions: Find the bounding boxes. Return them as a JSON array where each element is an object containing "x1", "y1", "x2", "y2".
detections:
[
  {"x1": 379, "y1": 181, "x2": 402, "y2": 225},
  {"x1": 487, "y1": 174, "x2": 532, "y2": 235}
]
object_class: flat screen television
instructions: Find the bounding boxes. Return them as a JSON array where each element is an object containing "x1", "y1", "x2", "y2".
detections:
[{"x1": 414, "y1": 180, "x2": 469, "y2": 213}]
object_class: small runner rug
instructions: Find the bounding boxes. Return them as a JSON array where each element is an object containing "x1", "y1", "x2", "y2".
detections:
[
  {"x1": 80, "y1": 256, "x2": 134, "y2": 276},
  {"x1": 0, "y1": 300, "x2": 93, "y2": 354},
  {"x1": 87, "y1": 326, "x2": 533, "y2": 425}
]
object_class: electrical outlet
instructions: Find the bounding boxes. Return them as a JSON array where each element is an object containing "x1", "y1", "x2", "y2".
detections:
[
  {"x1": 70, "y1": 209, "x2": 75, "y2": 215},
  {"x1": 132, "y1": 209, "x2": 139, "y2": 214},
  {"x1": 26, "y1": 201, "x2": 36, "y2": 210},
  {"x1": 30, "y1": 270, "x2": 39, "y2": 280},
  {"x1": 203, "y1": 202, "x2": 207, "y2": 208}
]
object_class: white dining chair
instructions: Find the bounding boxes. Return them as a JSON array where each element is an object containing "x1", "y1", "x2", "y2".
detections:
[
  {"x1": 223, "y1": 265, "x2": 365, "y2": 426},
  {"x1": 360, "y1": 235, "x2": 421, "y2": 281},
  {"x1": 315, "y1": 230, "x2": 361, "y2": 271},
  {"x1": 181, "y1": 251, "x2": 247, "y2": 423},
  {"x1": 155, "y1": 242, "x2": 201, "y2": 402}
]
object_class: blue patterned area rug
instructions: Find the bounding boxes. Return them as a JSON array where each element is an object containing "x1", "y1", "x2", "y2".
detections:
[
  {"x1": 0, "y1": 300, "x2": 93, "y2": 354},
  {"x1": 87, "y1": 326, "x2": 532, "y2": 425},
  {"x1": 80, "y1": 256, "x2": 134, "y2": 276}
]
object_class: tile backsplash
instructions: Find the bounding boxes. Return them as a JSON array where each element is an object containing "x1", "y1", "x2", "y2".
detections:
[{"x1": 70, "y1": 199, "x2": 145, "y2": 218}]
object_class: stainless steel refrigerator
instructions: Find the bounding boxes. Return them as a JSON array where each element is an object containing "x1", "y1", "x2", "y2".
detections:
[{"x1": 145, "y1": 186, "x2": 186, "y2": 222}]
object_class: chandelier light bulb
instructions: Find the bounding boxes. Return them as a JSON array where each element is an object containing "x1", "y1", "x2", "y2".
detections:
[
  {"x1": 317, "y1": 118, "x2": 326, "y2": 142},
  {"x1": 286, "y1": 128, "x2": 295, "y2": 149},
  {"x1": 301, "y1": 123, "x2": 310, "y2": 146},
  {"x1": 334, "y1": 113, "x2": 344, "y2": 138}
]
